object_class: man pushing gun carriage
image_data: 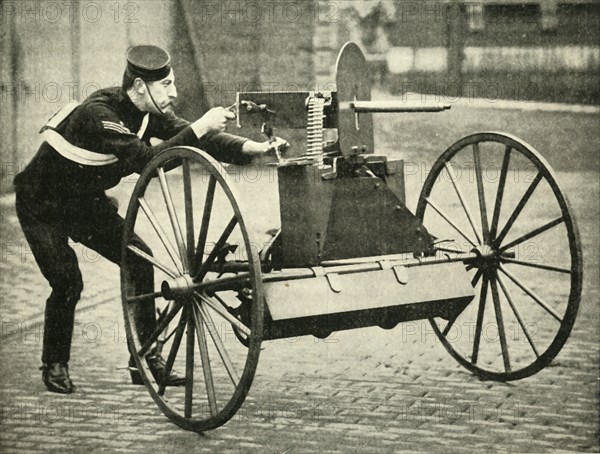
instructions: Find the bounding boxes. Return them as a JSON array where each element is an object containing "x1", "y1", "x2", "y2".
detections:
[{"x1": 13, "y1": 45, "x2": 287, "y2": 394}]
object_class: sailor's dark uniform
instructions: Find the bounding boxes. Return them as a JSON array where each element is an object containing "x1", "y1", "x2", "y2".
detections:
[{"x1": 13, "y1": 86, "x2": 249, "y2": 366}]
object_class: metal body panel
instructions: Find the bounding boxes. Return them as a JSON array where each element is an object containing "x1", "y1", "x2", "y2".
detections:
[
  {"x1": 263, "y1": 298, "x2": 469, "y2": 341},
  {"x1": 277, "y1": 164, "x2": 334, "y2": 266},
  {"x1": 263, "y1": 262, "x2": 474, "y2": 321},
  {"x1": 277, "y1": 162, "x2": 426, "y2": 267},
  {"x1": 321, "y1": 176, "x2": 425, "y2": 261},
  {"x1": 385, "y1": 159, "x2": 406, "y2": 204}
]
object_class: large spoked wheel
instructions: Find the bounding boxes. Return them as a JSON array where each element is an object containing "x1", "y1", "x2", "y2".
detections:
[
  {"x1": 121, "y1": 146, "x2": 264, "y2": 431},
  {"x1": 416, "y1": 132, "x2": 582, "y2": 381}
]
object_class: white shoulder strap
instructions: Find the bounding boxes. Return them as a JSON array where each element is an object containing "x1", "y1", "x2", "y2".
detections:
[
  {"x1": 137, "y1": 113, "x2": 150, "y2": 138},
  {"x1": 43, "y1": 101, "x2": 81, "y2": 131}
]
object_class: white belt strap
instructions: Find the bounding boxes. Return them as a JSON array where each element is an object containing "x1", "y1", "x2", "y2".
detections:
[
  {"x1": 40, "y1": 102, "x2": 150, "y2": 167},
  {"x1": 41, "y1": 129, "x2": 119, "y2": 166}
]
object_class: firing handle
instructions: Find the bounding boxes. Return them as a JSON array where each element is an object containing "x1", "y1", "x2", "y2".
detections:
[{"x1": 349, "y1": 101, "x2": 451, "y2": 113}]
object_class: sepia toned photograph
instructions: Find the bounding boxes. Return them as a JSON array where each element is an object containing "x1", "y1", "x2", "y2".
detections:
[{"x1": 1, "y1": 1, "x2": 598, "y2": 452}]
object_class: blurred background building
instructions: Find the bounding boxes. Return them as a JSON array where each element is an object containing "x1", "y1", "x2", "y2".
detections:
[{"x1": 1, "y1": 0, "x2": 599, "y2": 193}]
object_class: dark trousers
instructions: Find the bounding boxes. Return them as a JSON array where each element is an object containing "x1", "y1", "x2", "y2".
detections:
[{"x1": 15, "y1": 189, "x2": 156, "y2": 365}]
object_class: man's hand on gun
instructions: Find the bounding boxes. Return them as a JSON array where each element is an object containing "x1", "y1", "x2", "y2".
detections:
[
  {"x1": 191, "y1": 105, "x2": 289, "y2": 158},
  {"x1": 191, "y1": 107, "x2": 236, "y2": 138}
]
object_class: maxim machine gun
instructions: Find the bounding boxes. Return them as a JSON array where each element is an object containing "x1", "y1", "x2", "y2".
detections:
[{"x1": 120, "y1": 43, "x2": 582, "y2": 431}]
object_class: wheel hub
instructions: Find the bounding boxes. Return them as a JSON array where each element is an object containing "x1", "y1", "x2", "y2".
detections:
[
  {"x1": 475, "y1": 244, "x2": 495, "y2": 259},
  {"x1": 161, "y1": 274, "x2": 195, "y2": 300},
  {"x1": 471, "y1": 243, "x2": 503, "y2": 271}
]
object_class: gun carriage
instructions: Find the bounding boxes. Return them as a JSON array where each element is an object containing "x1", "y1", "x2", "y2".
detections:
[{"x1": 120, "y1": 43, "x2": 582, "y2": 431}]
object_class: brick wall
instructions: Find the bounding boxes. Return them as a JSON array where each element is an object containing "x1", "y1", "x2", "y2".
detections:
[
  {"x1": 327, "y1": 1, "x2": 600, "y2": 104},
  {"x1": 172, "y1": 0, "x2": 315, "y2": 123}
]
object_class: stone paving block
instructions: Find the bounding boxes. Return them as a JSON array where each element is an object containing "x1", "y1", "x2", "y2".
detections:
[
  {"x1": 0, "y1": 440, "x2": 38, "y2": 449},
  {"x1": 116, "y1": 432, "x2": 161, "y2": 442}
]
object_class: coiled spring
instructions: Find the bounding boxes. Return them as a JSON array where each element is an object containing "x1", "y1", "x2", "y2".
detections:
[{"x1": 306, "y1": 96, "x2": 327, "y2": 167}]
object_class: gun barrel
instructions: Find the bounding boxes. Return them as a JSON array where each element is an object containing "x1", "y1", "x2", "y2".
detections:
[{"x1": 348, "y1": 101, "x2": 451, "y2": 113}]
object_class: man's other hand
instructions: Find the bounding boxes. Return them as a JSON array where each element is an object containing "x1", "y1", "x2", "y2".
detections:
[
  {"x1": 241, "y1": 137, "x2": 290, "y2": 155},
  {"x1": 265, "y1": 137, "x2": 290, "y2": 154}
]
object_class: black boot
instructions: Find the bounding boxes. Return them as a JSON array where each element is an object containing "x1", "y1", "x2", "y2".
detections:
[{"x1": 41, "y1": 363, "x2": 76, "y2": 394}]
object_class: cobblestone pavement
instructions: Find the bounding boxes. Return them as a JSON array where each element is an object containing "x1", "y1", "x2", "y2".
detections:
[{"x1": 1, "y1": 171, "x2": 598, "y2": 453}]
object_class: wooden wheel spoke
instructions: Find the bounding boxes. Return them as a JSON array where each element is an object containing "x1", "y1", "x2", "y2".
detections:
[
  {"x1": 195, "y1": 292, "x2": 251, "y2": 337},
  {"x1": 155, "y1": 301, "x2": 175, "y2": 350},
  {"x1": 193, "y1": 176, "x2": 217, "y2": 275},
  {"x1": 434, "y1": 245, "x2": 466, "y2": 254},
  {"x1": 472, "y1": 143, "x2": 490, "y2": 242},
  {"x1": 156, "y1": 329, "x2": 177, "y2": 353},
  {"x1": 471, "y1": 268, "x2": 483, "y2": 287},
  {"x1": 158, "y1": 306, "x2": 188, "y2": 396},
  {"x1": 184, "y1": 306, "x2": 194, "y2": 418},
  {"x1": 490, "y1": 275, "x2": 511, "y2": 372},
  {"x1": 472, "y1": 274, "x2": 489, "y2": 364},
  {"x1": 192, "y1": 303, "x2": 218, "y2": 416},
  {"x1": 442, "y1": 316, "x2": 457, "y2": 336},
  {"x1": 195, "y1": 216, "x2": 239, "y2": 281},
  {"x1": 444, "y1": 162, "x2": 482, "y2": 244},
  {"x1": 425, "y1": 198, "x2": 478, "y2": 248},
  {"x1": 499, "y1": 265, "x2": 562, "y2": 322},
  {"x1": 127, "y1": 245, "x2": 177, "y2": 278},
  {"x1": 158, "y1": 167, "x2": 189, "y2": 272},
  {"x1": 196, "y1": 300, "x2": 240, "y2": 385},
  {"x1": 138, "y1": 299, "x2": 185, "y2": 358},
  {"x1": 495, "y1": 173, "x2": 543, "y2": 247},
  {"x1": 441, "y1": 268, "x2": 484, "y2": 336},
  {"x1": 499, "y1": 217, "x2": 564, "y2": 253},
  {"x1": 496, "y1": 274, "x2": 540, "y2": 358},
  {"x1": 490, "y1": 145, "x2": 511, "y2": 239},
  {"x1": 501, "y1": 257, "x2": 571, "y2": 274},
  {"x1": 138, "y1": 197, "x2": 184, "y2": 275},
  {"x1": 182, "y1": 159, "x2": 195, "y2": 267}
]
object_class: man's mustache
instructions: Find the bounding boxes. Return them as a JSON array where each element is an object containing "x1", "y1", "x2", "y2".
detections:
[{"x1": 161, "y1": 101, "x2": 177, "y2": 110}]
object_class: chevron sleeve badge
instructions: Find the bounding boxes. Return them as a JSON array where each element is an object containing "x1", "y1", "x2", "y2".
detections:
[{"x1": 101, "y1": 120, "x2": 134, "y2": 135}]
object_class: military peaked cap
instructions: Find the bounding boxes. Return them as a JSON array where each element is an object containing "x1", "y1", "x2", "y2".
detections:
[{"x1": 126, "y1": 45, "x2": 171, "y2": 81}]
